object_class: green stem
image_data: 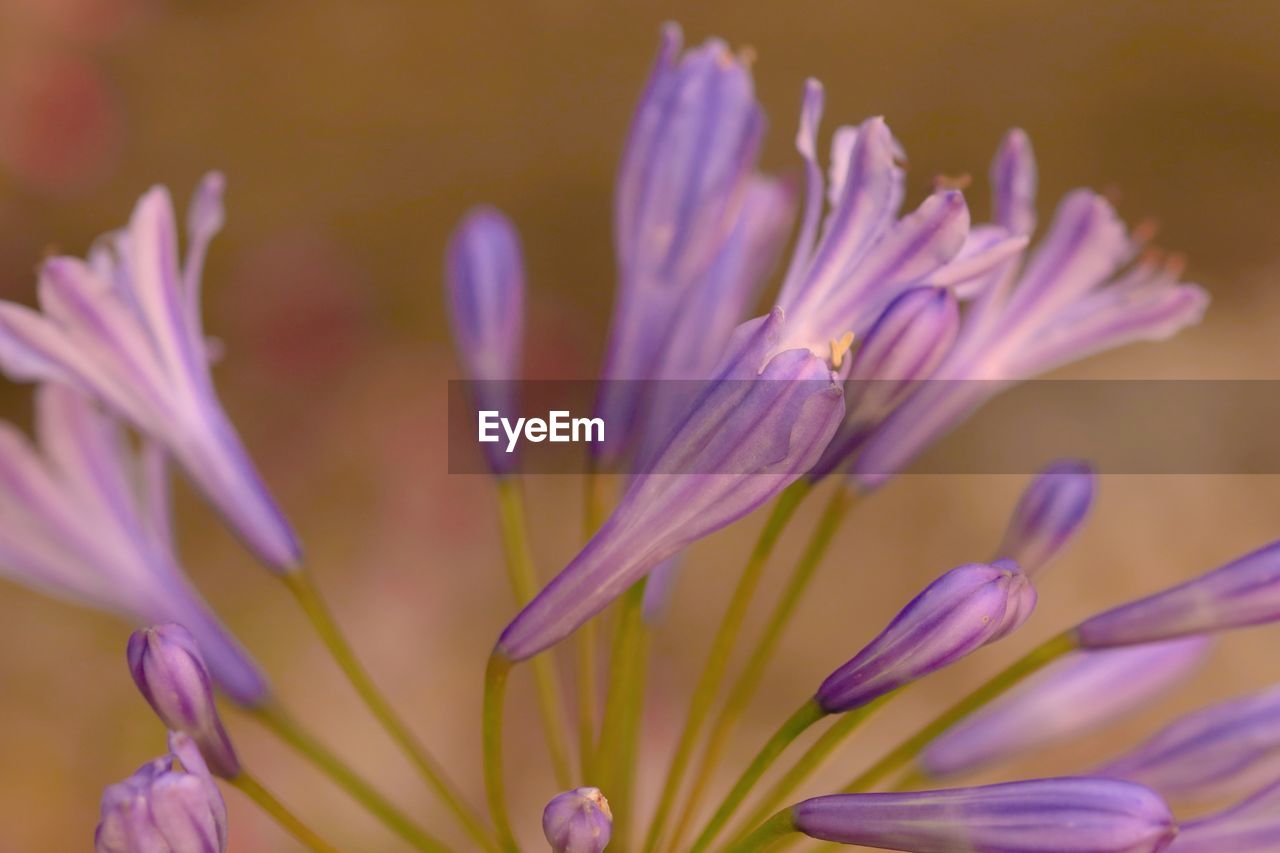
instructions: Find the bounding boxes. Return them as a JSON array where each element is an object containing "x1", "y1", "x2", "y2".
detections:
[
  {"x1": 495, "y1": 478, "x2": 573, "y2": 789},
  {"x1": 643, "y1": 481, "x2": 812, "y2": 853},
  {"x1": 577, "y1": 466, "x2": 607, "y2": 782},
  {"x1": 283, "y1": 570, "x2": 496, "y2": 851},
  {"x1": 724, "y1": 695, "x2": 890, "y2": 848},
  {"x1": 835, "y1": 631, "x2": 1079, "y2": 793},
  {"x1": 482, "y1": 653, "x2": 519, "y2": 852},
  {"x1": 230, "y1": 770, "x2": 340, "y2": 853},
  {"x1": 597, "y1": 579, "x2": 649, "y2": 847},
  {"x1": 690, "y1": 699, "x2": 827, "y2": 853},
  {"x1": 251, "y1": 702, "x2": 447, "y2": 851},
  {"x1": 725, "y1": 809, "x2": 798, "y2": 853},
  {"x1": 664, "y1": 484, "x2": 853, "y2": 850}
]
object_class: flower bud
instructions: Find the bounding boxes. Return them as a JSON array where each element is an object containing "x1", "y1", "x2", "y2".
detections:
[
  {"x1": 1077, "y1": 539, "x2": 1280, "y2": 648},
  {"x1": 997, "y1": 459, "x2": 1097, "y2": 576},
  {"x1": 95, "y1": 732, "x2": 228, "y2": 853},
  {"x1": 921, "y1": 637, "x2": 1211, "y2": 779},
  {"x1": 814, "y1": 560, "x2": 1035, "y2": 713},
  {"x1": 1174, "y1": 780, "x2": 1280, "y2": 852},
  {"x1": 127, "y1": 623, "x2": 240, "y2": 778},
  {"x1": 1095, "y1": 683, "x2": 1280, "y2": 803},
  {"x1": 788, "y1": 778, "x2": 1175, "y2": 852},
  {"x1": 542, "y1": 787, "x2": 612, "y2": 853}
]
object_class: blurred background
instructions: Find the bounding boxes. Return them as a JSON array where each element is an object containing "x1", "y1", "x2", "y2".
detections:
[{"x1": 2, "y1": 0, "x2": 1280, "y2": 849}]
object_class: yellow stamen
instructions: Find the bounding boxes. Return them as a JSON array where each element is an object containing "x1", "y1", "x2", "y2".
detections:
[{"x1": 829, "y1": 331, "x2": 855, "y2": 370}]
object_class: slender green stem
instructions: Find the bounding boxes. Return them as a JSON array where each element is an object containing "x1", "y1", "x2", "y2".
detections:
[
  {"x1": 724, "y1": 695, "x2": 890, "y2": 848},
  {"x1": 251, "y1": 702, "x2": 447, "y2": 851},
  {"x1": 890, "y1": 765, "x2": 932, "y2": 791},
  {"x1": 725, "y1": 809, "x2": 797, "y2": 853},
  {"x1": 495, "y1": 478, "x2": 573, "y2": 788},
  {"x1": 643, "y1": 481, "x2": 812, "y2": 853},
  {"x1": 283, "y1": 569, "x2": 496, "y2": 851},
  {"x1": 482, "y1": 653, "x2": 518, "y2": 852},
  {"x1": 690, "y1": 699, "x2": 827, "y2": 853},
  {"x1": 577, "y1": 466, "x2": 607, "y2": 782},
  {"x1": 835, "y1": 631, "x2": 1079, "y2": 793},
  {"x1": 231, "y1": 770, "x2": 340, "y2": 853},
  {"x1": 596, "y1": 579, "x2": 649, "y2": 847},
  {"x1": 664, "y1": 484, "x2": 853, "y2": 850}
]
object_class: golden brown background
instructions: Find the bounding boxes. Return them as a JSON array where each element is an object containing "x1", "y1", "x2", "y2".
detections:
[{"x1": 1, "y1": 0, "x2": 1280, "y2": 849}]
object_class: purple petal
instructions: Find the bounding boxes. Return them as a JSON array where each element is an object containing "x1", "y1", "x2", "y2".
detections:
[
  {"x1": 1173, "y1": 780, "x2": 1280, "y2": 852},
  {"x1": 997, "y1": 459, "x2": 1097, "y2": 576}
]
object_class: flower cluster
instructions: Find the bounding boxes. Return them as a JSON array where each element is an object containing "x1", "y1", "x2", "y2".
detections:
[{"x1": 0, "y1": 17, "x2": 1274, "y2": 853}]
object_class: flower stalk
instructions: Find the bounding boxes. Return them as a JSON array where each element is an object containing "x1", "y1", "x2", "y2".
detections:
[
  {"x1": 229, "y1": 771, "x2": 340, "y2": 853},
  {"x1": 482, "y1": 652, "x2": 517, "y2": 852},
  {"x1": 596, "y1": 579, "x2": 650, "y2": 844}
]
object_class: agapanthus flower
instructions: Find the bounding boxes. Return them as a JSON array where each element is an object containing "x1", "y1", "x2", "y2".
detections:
[
  {"x1": 445, "y1": 206, "x2": 526, "y2": 476},
  {"x1": 853, "y1": 129, "x2": 1208, "y2": 488},
  {"x1": 996, "y1": 458, "x2": 1097, "y2": 576},
  {"x1": 815, "y1": 560, "x2": 1035, "y2": 712},
  {"x1": 128, "y1": 623, "x2": 241, "y2": 779},
  {"x1": 542, "y1": 787, "x2": 613, "y2": 853},
  {"x1": 781, "y1": 778, "x2": 1176, "y2": 853},
  {"x1": 0, "y1": 173, "x2": 301, "y2": 570},
  {"x1": 1094, "y1": 683, "x2": 1280, "y2": 803},
  {"x1": 1076, "y1": 538, "x2": 1280, "y2": 646},
  {"x1": 0, "y1": 384, "x2": 266, "y2": 704},
  {"x1": 921, "y1": 637, "x2": 1211, "y2": 779},
  {"x1": 1171, "y1": 780, "x2": 1280, "y2": 852},
  {"x1": 95, "y1": 732, "x2": 228, "y2": 853}
]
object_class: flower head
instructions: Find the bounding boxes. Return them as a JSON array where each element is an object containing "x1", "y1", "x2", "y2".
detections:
[
  {"x1": 921, "y1": 637, "x2": 1211, "y2": 779},
  {"x1": 0, "y1": 385, "x2": 266, "y2": 704},
  {"x1": 853, "y1": 130, "x2": 1207, "y2": 489},
  {"x1": 542, "y1": 787, "x2": 613, "y2": 853},
  {"x1": 786, "y1": 778, "x2": 1176, "y2": 853},
  {"x1": 0, "y1": 173, "x2": 301, "y2": 570},
  {"x1": 1095, "y1": 683, "x2": 1280, "y2": 803},
  {"x1": 997, "y1": 458, "x2": 1097, "y2": 576},
  {"x1": 95, "y1": 732, "x2": 228, "y2": 853},
  {"x1": 128, "y1": 624, "x2": 241, "y2": 779},
  {"x1": 1076, "y1": 539, "x2": 1280, "y2": 647},
  {"x1": 445, "y1": 206, "x2": 526, "y2": 476},
  {"x1": 815, "y1": 560, "x2": 1035, "y2": 713},
  {"x1": 1173, "y1": 780, "x2": 1280, "y2": 853}
]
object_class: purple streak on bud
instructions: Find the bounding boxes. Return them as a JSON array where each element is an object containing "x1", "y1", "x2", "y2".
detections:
[
  {"x1": 811, "y1": 286, "x2": 959, "y2": 478},
  {"x1": 128, "y1": 624, "x2": 241, "y2": 779},
  {"x1": 851, "y1": 132, "x2": 1205, "y2": 492},
  {"x1": 814, "y1": 560, "x2": 1035, "y2": 713},
  {"x1": 542, "y1": 787, "x2": 613, "y2": 853},
  {"x1": 789, "y1": 777, "x2": 1176, "y2": 853},
  {"x1": 95, "y1": 732, "x2": 228, "y2": 853},
  {"x1": 0, "y1": 385, "x2": 267, "y2": 704},
  {"x1": 0, "y1": 175, "x2": 301, "y2": 570},
  {"x1": 921, "y1": 637, "x2": 1211, "y2": 779},
  {"x1": 1094, "y1": 683, "x2": 1280, "y2": 803},
  {"x1": 1172, "y1": 780, "x2": 1280, "y2": 852},
  {"x1": 498, "y1": 310, "x2": 844, "y2": 660},
  {"x1": 1077, "y1": 539, "x2": 1280, "y2": 647},
  {"x1": 997, "y1": 459, "x2": 1097, "y2": 576},
  {"x1": 445, "y1": 206, "x2": 525, "y2": 476},
  {"x1": 597, "y1": 23, "x2": 766, "y2": 463}
]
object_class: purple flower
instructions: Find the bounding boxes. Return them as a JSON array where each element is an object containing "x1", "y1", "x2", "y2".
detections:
[
  {"x1": 1094, "y1": 683, "x2": 1280, "y2": 803},
  {"x1": 128, "y1": 624, "x2": 241, "y2": 779},
  {"x1": 996, "y1": 459, "x2": 1098, "y2": 576},
  {"x1": 542, "y1": 787, "x2": 613, "y2": 853},
  {"x1": 95, "y1": 732, "x2": 228, "y2": 853},
  {"x1": 811, "y1": 286, "x2": 961, "y2": 477},
  {"x1": 445, "y1": 206, "x2": 526, "y2": 476},
  {"x1": 788, "y1": 777, "x2": 1176, "y2": 852},
  {"x1": 0, "y1": 385, "x2": 266, "y2": 704},
  {"x1": 921, "y1": 637, "x2": 1211, "y2": 779},
  {"x1": 0, "y1": 174, "x2": 301, "y2": 570},
  {"x1": 596, "y1": 24, "x2": 774, "y2": 464},
  {"x1": 852, "y1": 130, "x2": 1208, "y2": 489},
  {"x1": 1172, "y1": 780, "x2": 1280, "y2": 852},
  {"x1": 1076, "y1": 539, "x2": 1280, "y2": 647},
  {"x1": 814, "y1": 560, "x2": 1035, "y2": 713},
  {"x1": 497, "y1": 309, "x2": 844, "y2": 660}
]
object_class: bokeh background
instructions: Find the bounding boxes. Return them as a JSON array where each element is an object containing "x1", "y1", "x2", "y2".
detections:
[{"x1": 2, "y1": 0, "x2": 1280, "y2": 849}]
